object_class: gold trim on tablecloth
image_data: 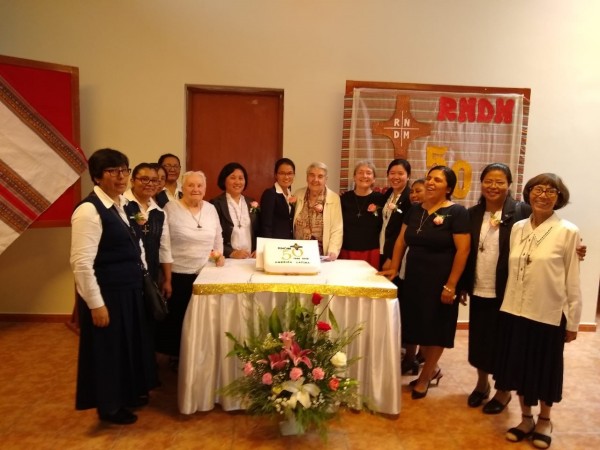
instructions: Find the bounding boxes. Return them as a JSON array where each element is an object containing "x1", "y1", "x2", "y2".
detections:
[{"x1": 193, "y1": 282, "x2": 396, "y2": 299}]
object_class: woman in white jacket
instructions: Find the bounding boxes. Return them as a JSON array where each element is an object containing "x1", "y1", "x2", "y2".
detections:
[{"x1": 293, "y1": 162, "x2": 343, "y2": 260}]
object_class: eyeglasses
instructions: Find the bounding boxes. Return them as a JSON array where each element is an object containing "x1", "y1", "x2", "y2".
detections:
[
  {"x1": 482, "y1": 180, "x2": 508, "y2": 188},
  {"x1": 135, "y1": 177, "x2": 160, "y2": 185},
  {"x1": 530, "y1": 186, "x2": 559, "y2": 198},
  {"x1": 104, "y1": 167, "x2": 131, "y2": 177},
  {"x1": 277, "y1": 172, "x2": 295, "y2": 177},
  {"x1": 162, "y1": 164, "x2": 181, "y2": 170}
]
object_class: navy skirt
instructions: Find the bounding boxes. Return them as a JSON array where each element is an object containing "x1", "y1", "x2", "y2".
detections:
[{"x1": 493, "y1": 312, "x2": 566, "y2": 407}]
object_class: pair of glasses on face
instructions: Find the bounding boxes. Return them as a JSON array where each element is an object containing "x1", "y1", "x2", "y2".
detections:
[
  {"x1": 162, "y1": 164, "x2": 181, "y2": 170},
  {"x1": 530, "y1": 186, "x2": 559, "y2": 198},
  {"x1": 482, "y1": 180, "x2": 508, "y2": 188},
  {"x1": 104, "y1": 167, "x2": 131, "y2": 177},
  {"x1": 135, "y1": 177, "x2": 160, "y2": 185}
]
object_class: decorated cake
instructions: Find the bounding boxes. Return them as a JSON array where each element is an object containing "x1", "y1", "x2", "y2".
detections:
[{"x1": 257, "y1": 238, "x2": 321, "y2": 275}]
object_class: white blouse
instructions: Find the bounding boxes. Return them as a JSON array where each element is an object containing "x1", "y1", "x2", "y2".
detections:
[
  {"x1": 70, "y1": 186, "x2": 146, "y2": 310},
  {"x1": 501, "y1": 213, "x2": 582, "y2": 331},
  {"x1": 473, "y1": 211, "x2": 501, "y2": 298},
  {"x1": 164, "y1": 199, "x2": 223, "y2": 274}
]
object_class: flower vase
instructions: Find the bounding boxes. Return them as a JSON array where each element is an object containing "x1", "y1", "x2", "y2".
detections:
[{"x1": 278, "y1": 414, "x2": 305, "y2": 436}]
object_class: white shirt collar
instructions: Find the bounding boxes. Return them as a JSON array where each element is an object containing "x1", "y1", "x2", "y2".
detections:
[{"x1": 93, "y1": 185, "x2": 128, "y2": 209}]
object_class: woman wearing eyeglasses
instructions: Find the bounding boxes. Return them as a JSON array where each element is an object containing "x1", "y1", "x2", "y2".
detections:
[
  {"x1": 493, "y1": 173, "x2": 582, "y2": 449},
  {"x1": 156, "y1": 153, "x2": 182, "y2": 207},
  {"x1": 70, "y1": 149, "x2": 158, "y2": 425},
  {"x1": 460, "y1": 164, "x2": 531, "y2": 413},
  {"x1": 259, "y1": 158, "x2": 296, "y2": 239},
  {"x1": 125, "y1": 162, "x2": 173, "y2": 293}
]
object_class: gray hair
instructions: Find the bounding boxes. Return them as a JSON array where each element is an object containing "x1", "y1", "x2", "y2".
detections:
[
  {"x1": 182, "y1": 170, "x2": 207, "y2": 186},
  {"x1": 353, "y1": 160, "x2": 377, "y2": 178},
  {"x1": 306, "y1": 161, "x2": 328, "y2": 176}
]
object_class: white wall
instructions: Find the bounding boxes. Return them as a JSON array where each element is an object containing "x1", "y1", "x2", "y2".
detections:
[{"x1": 0, "y1": 0, "x2": 598, "y2": 325}]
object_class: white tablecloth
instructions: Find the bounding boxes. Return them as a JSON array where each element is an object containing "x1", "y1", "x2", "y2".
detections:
[{"x1": 177, "y1": 259, "x2": 401, "y2": 415}]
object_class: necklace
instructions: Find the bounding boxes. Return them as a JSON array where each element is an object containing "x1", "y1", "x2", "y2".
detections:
[
  {"x1": 354, "y1": 192, "x2": 370, "y2": 218},
  {"x1": 416, "y1": 209, "x2": 430, "y2": 234},
  {"x1": 228, "y1": 197, "x2": 243, "y2": 228},
  {"x1": 517, "y1": 226, "x2": 553, "y2": 279},
  {"x1": 479, "y1": 211, "x2": 500, "y2": 252},
  {"x1": 181, "y1": 200, "x2": 202, "y2": 228}
]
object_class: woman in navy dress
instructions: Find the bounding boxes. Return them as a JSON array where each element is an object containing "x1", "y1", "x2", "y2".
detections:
[
  {"x1": 380, "y1": 165, "x2": 470, "y2": 399},
  {"x1": 70, "y1": 148, "x2": 158, "y2": 424},
  {"x1": 259, "y1": 158, "x2": 296, "y2": 239}
]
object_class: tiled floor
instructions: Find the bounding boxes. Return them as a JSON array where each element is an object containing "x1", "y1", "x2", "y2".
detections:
[{"x1": 0, "y1": 320, "x2": 599, "y2": 449}]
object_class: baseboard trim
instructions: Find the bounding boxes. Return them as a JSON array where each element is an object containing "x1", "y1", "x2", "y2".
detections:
[
  {"x1": 0, "y1": 313, "x2": 71, "y2": 323},
  {"x1": 458, "y1": 321, "x2": 597, "y2": 332}
]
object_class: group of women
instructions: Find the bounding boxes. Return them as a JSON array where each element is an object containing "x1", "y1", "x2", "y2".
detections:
[{"x1": 71, "y1": 148, "x2": 583, "y2": 449}]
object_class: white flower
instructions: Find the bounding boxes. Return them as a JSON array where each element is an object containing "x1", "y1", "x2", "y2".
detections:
[
  {"x1": 330, "y1": 351, "x2": 347, "y2": 368},
  {"x1": 281, "y1": 377, "x2": 321, "y2": 409}
]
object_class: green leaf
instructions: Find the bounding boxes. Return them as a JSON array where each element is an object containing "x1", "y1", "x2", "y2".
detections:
[
  {"x1": 329, "y1": 308, "x2": 339, "y2": 333},
  {"x1": 268, "y1": 307, "x2": 283, "y2": 337}
]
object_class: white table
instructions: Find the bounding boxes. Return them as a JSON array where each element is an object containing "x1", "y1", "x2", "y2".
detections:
[{"x1": 178, "y1": 259, "x2": 401, "y2": 415}]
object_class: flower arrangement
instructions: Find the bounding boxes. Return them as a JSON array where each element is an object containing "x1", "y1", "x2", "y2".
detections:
[
  {"x1": 489, "y1": 211, "x2": 502, "y2": 227},
  {"x1": 433, "y1": 213, "x2": 450, "y2": 225},
  {"x1": 130, "y1": 211, "x2": 148, "y2": 226},
  {"x1": 221, "y1": 292, "x2": 362, "y2": 435},
  {"x1": 367, "y1": 203, "x2": 381, "y2": 217},
  {"x1": 249, "y1": 201, "x2": 260, "y2": 214},
  {"x1": 209, "y1": 250, "x2": 222, "y2": 263}
]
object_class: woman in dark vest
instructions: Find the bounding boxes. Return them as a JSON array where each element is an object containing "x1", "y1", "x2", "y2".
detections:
[{"x1": 70, "y1": 148, "x2": 158, "y2": 425}]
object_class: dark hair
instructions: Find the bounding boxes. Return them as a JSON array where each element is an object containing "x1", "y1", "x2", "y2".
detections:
[
  {"x1": 88, "y1": 148, "x2": 129, "y2": 184},
  {"x1": 523, "y1": 173, "x2": 570, "y2": 209},
  {"x1": 275, "y1": 158, "x2": 295, "y2": 174},
  {"x1": 411, "y1": 178, "x2": 425, "y2": 187},
  {"x1": 217, "y1": 162, "x2": 248, "y2": 191},
  {"x1": 131, "y1": 162, "x2": 157, "y2": 179},
  {"x1": 387, "y1": 158, "x2": 412, "y2": 177},
  {"x1": 158, "y1": 153, "x2": 180, "y2": 166},
  {"x1": 480, "y1": 162, "x2": 513, "y2": 184},
  {"x1": 427, "y1": 165, "x2": 457, "y2": 199}
]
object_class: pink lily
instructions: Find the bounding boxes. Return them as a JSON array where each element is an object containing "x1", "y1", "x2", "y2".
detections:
[
  {"x1": 285, "y1": 341, "x2": 313, "y2": 368},
  {"x1": 268, "y1": 350, "x2": 289, "y2": 370}
]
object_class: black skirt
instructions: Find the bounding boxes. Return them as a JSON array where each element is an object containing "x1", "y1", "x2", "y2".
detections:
[
  {"x1": 76, "y1": 288, "x2": 158, "y2": 413},
  {"x1": 493, "y1": 312, "x2": 566, "y2": 407},
  {"x1": 468, "y1": 295, "x2": 502, "y2": 374},
  {"x1": 155, "y1": 272, "x2": 197, "y2": 357}
]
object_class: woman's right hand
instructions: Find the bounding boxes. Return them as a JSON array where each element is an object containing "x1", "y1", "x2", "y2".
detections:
[
  {"x1": 377, "y1": 268, "x2": 397, "y2": 281},
  {"x1": 91, "y1": 305, "x2": 110, "y2": 327},
  {"x1": 230, "y1": 248, "x2": 251, "y2": 259}
]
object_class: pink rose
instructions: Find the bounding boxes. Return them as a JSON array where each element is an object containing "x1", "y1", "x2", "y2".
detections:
[
  {"x1": 328, "y1": 376, "x2": 340, "y2": 391},
  {"x1": 367, "y1": 203, "x2": 377, "y2": 212},
  {"x1": 313, "y1": 203, "x2": 323, "y2": 213},
  {"x1": 243, "y1": 361, "x2": 254, "y2": 376},
  {"x1": 262, "y1": 372, "x2": 273, "y2": 385},
  {"x1": 317, "y1": 321, "x2": 331, "y2": 332},
  {"x1": 290, "y1": 367, "x2": 303, "y2": 381},
  {"x1": 311, "y1": 293, "x2": 323, "y2": 305},
  {"x1": 288, "y1": 195, "x2": 297, "y2": 205},
  {"x1": 387, "y1": 202, "x2": 397, "y2": 211},
  {"x1": 433, "y1": 215, "x2": 445, "y2": 225},
  {"x1": 249, "y1": 201, "x2": 260, "y2": 213},
  {"x1": 312, "y1": 367, "x2": 325, "y2": 381}
]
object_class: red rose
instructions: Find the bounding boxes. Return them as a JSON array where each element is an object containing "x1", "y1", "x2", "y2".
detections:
[
  {"x1": 311, "y1": 293, "x2": 323, "y2": 305},
  {"x1": 328, "y1": 377, "x2": 340, "y2": 391},
  {"x1": 317, "y1": 321, "x2": 331, "y2": 332}
]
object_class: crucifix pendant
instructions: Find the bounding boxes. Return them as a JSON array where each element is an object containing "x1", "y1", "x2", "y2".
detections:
[
  {"x1": 197, "y1": 224, "x2": 202, "y2": 229},
  {"x1": 416, "y1": 227, "x2": 422, "y2": 234},
  {"x1": 237, "y1": 223, "x2": 241, "y2": 228},
  {"x1": 357, "y1": 212, "x2": 361, "y2": 218},
  {"x1": 479, "y1": 245, "x2": 484, "y2": 252}
]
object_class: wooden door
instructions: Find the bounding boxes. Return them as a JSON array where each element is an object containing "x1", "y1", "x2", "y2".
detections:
[{"x1": 186, "y1": 85, "x2": 284, "y2": 202}]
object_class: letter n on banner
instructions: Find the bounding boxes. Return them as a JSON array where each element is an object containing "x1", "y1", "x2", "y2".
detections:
[{"x1": 340, "y1": 81, "x2": 530, "y2": 207}]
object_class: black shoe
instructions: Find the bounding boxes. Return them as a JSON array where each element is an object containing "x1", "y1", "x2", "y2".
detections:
[
  {"x1": 467, "y1": 384, "x2": 490, "y2": 407},
  {"x1": 532, "y1": 416, "x2": 553, "y2": 449},
  {"x1": 506, "y1": 414, "x2": 535, "y2": 442},
  {"x1": 99, "y1": 408, "x2": 138, "y2": 425},
  {"x1": 483, "y1": 395, "x2": 512, "y2": 414},
  {"x1": 401, "y1": 358, "x2": 419, "y2": 375},
  {"x1": 411, "y1": 382, "x2": 429, "y2": 399},
  {"x1": 126, "y1": 395, "x2": 149, "y2": 408}
]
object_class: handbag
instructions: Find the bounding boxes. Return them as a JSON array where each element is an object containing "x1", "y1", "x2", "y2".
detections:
[
  {"x1": 112, "y1": 205, "x2": 169, "y2": 321},
  {"x1": 142, "y1": 270, "x2": 169, "y2": 321}
]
